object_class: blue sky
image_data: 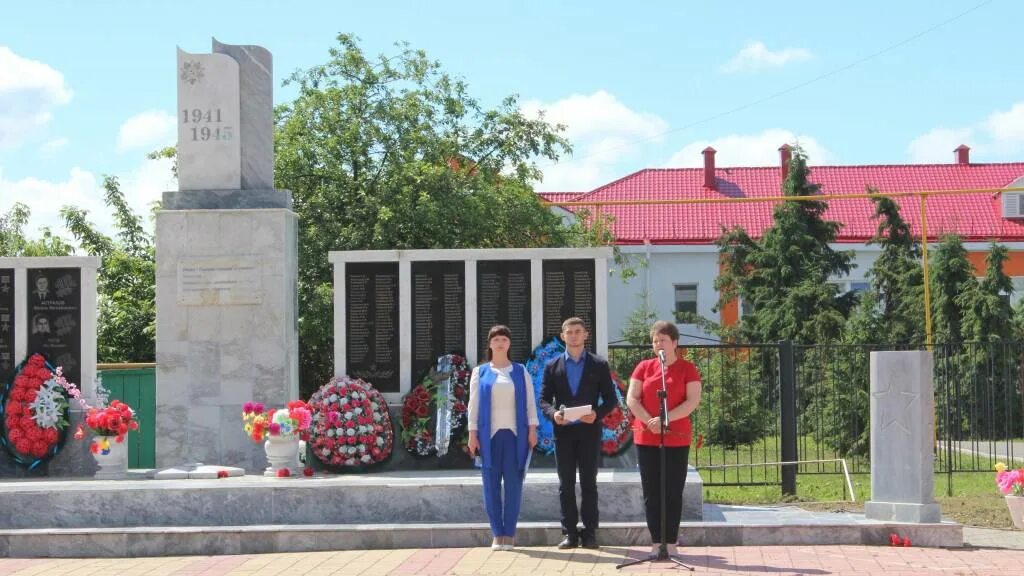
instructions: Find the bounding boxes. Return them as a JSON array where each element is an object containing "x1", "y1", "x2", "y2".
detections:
[{"x1": 1, "y1": 0, "x2": 1020, "y2": 236}]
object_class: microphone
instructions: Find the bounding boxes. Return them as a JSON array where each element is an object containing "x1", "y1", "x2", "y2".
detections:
[{"x1": 657, "y1": 350, "x2": 666, "y2": 364}]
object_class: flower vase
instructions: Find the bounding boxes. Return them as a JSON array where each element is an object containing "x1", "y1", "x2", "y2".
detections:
[
  {"x1": 264, "y1": 435, "x2": 300, "y2": 477},
  {"x1": 1006, "y1": 495, "x2": 1024, "y2": 529},
  {"x1": 92, "y1": 436, "x2": 128, "y2": 480}
]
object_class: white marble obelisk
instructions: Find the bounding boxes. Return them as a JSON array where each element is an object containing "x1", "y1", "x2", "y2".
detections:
[{"x1": 155, "y1": 40, "x2": 298, "y2": 471}]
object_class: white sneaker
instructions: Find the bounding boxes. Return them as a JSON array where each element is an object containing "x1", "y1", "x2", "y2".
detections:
[
  {"x1": 491, "y1": 540, "x2": 502, "y2": 551},
  {"x1": 500, "y1": 543, "x2": 515, "y2": 551}
]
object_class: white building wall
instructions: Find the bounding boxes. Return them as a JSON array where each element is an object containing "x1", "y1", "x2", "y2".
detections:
[{"x1": 604, "y1": 241, "x2": 1024, "y2": 345}]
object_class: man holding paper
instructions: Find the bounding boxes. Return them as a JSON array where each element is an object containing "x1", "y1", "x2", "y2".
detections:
[{"x1": 540, "y1": 317, "x2": 618, "y2": 549}]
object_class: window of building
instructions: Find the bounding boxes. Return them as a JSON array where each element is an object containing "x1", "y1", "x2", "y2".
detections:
[{"x1": 674, "y1": 284, "x2": 698, "y2": 317}]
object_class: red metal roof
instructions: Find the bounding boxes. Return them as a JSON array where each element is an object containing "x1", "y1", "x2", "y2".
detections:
[{"x1": 538, "y1": 163, "x2": 1024, "y2": 244}]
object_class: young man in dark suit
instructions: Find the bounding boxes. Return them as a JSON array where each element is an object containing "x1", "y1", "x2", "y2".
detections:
[{"x1": 540, "y1": 317, "x2": 618, "y2": 549}]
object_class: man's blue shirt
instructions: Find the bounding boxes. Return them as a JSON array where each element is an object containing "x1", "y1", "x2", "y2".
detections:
[{"x1": 564, "y1": 349, "x2": 587, "y2": 396}]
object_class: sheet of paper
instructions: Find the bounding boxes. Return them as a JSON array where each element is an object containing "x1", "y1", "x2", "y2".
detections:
[{"x1": 562, "y1": 404, "x2": 593, "y2": 422}]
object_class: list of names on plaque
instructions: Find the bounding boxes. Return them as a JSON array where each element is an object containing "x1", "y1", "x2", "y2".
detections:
[
  {"x1": 26, "y1": 268, "x2": 82, "y2": 385},
  {"x1": 477, "y1": 260, "x2": 531, "y2": 361},
  {"x1": 542, "y1": 260, "x2": 596, "y2": 351},
  {"x1": 345, "y1": 262, "x2": 400, "y2": 392},
  {"x1": 411, "y1": 261, "x2": 465, "y2": 378},
  {"x1": 0, "y1": 269, "x2": 14, "y2": 385}
]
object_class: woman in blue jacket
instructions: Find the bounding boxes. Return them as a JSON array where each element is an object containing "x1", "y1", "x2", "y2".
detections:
[{"x1": 467, "y1": 325, "x2": 539, "y2": 551}]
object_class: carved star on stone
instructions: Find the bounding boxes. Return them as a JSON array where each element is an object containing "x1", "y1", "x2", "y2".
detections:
[
  {"x1": 180, "y1": 60, "x2": 205, "y2": 85},
  {"x1": 873, "y1": 382, "x2": 918, "y2": 435}
]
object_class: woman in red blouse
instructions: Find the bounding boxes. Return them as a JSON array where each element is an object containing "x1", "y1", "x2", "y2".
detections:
[{"x1": 626, "y1": 320, "x2": 702, "y2": 555}]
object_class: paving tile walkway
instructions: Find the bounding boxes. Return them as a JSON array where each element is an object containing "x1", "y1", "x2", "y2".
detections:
[{"x1": 3, "y1": 537, "x2": 1024, "y2": 576}]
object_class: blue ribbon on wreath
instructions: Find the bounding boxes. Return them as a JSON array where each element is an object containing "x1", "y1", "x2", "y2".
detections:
[{"x1": 525, "y1": 336, "x2": 565, "y2": 455}]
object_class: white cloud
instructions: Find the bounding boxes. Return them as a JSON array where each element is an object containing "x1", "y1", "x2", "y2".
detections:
[
  {"x1": 522, "y1": 90, "x2": 668, "y2": 191},
  {"x1": 40, "y1": 137, "x2": 70, "y2": 154},
  {"x1": 906, "y1": 100, "x2": 1024, "y2": 162},
  {"x1": 666, "y1": 129, "x2": 833, "y2": 167},
  {"x1": 985, "y1": 103, "x2": 1024, "y2": 148},
  {"x1": 907, "y1": 127, "x2": 974, "y2": 163},
  {"x1": 0, "y1": 158, "x2": 175, "y2": 242},
  {"x1": 0, "y1": 46, "x2": 73, "y2": 148},
  {"x1": 721, "y1": 41, "x2": 813, "y2": 74},
  {"x1": 117, "y1": 110, "x2": 176, "y2": 153}
]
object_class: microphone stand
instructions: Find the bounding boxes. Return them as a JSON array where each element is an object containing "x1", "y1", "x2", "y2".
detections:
[{"x1": 617, "y1": 351, "x2": 693, "y2": 571}]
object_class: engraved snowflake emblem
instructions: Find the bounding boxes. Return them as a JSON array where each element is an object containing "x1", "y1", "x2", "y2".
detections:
[{"x1": 180, "y1": 60, "x2": 205, "y2": 85}]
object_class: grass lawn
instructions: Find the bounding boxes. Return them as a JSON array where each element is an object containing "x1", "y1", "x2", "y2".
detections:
[{"x1": 697, "y1": 438, "x2": 1013, "y2": 528}]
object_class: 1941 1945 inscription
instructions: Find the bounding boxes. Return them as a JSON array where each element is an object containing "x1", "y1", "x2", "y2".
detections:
[{"x1": 181, "y1": 108, "x2": 233, "y2": 142}]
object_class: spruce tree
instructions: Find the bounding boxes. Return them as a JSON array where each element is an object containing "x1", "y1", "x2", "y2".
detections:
[
  {"x1": 716, "y1": 147, "x2": 854, "y2": 344},
  {"x1": 929, "y1": 235, "x2": 975, "y2": 343}
]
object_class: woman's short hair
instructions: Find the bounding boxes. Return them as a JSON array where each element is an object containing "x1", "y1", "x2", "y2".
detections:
[
  {"x1": 650, "y1": 320, "x2": 679, "y2": 342},
  {"x1": 486, "y1": 324, "x2": 513, "y2": 361}
]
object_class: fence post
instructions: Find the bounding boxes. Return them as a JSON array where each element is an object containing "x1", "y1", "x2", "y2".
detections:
[{"x1": 779, "y1": 340, "x2": 797, "y2": 497}]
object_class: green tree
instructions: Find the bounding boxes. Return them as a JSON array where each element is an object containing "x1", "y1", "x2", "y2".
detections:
[
  {"x1": 715, "y1": 147, "x2": 855, "y2": 344},
  {"x1": 861, "y1": 194, "x2": 925, "y2": 343},
  {"x1": 60, "y1": 176, "x2": 156, "y2": 362},
  {"x1": 929, "y1": 234, "x2": 975, "y2": 343},
  {"x1": 275, "y1": 34, "x2": 575, "y2": 392},
  {"x1": 959, "y1": 242, "x2": 1013, "y2": 343},
  {"x1": 0, "y1": 203, "x2": 74, "y2": 257}
]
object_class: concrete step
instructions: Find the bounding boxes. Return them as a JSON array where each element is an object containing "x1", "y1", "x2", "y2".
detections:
[
  {"x1": 0, "y1": 514, "x2": 963, "y2": 558},
  {"x1": 0, "y1": 468, "x2": 702, "y2": 528}
]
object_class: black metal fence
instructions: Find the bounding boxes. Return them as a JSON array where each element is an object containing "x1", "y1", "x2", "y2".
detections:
[{"x1": 609, "y1": 340, "x2": 1024, "y2": 496}]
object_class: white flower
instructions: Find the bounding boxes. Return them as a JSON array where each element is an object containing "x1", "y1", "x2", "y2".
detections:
[
  {"x1": 371, "y1": 402, "x2": 379, "y2": 410},
  {"x1": 376, "y1": 437, "x2": 385, "y2": 446},
  {"x1": 361, "y1": 455, "x2": 371, "y2": 463},
  {"x1": 326, "y1": 429, "x2": 335, "y2": 437},
  {"x1": 353, "y1": 407, "x2": 362, "y2": 415},
  {"x1": 373, "y1": 414, "x2": 382, "y2": 422},
  {"x1": 346, "y1": 428, "x2": 355, "y2": 436},
  {"x1": 344, "y1": 412, "x2": 353, "y2": 420},
  {"x1": 321, "y1": 448, "x2": 331, "y2": 456},
  {"x1": 348, "y1": 446, "x2": 357, "y2": 455},
  {"x1": 329, "y1": 394, "x2": 338, "y2": 402},
  {"x1": 345, "y1": 458, "x2": 355, "y2": 466}
]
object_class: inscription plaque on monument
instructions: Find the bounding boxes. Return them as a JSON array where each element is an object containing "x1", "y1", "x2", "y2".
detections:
[
  {"x1": 346, "y1": 262, "x2": 400, "y2": 392},
  {"x1": 177, "y1": 257, "x2": 262, "y2": 306},
  {"x1": 543, "y1": 259, "x2": 596, "y2": 351},
  {"x1": 0, "y1": 269, "x2": 13, "y2": 385},
  {"x1": 411, "y1": 261, "x2": 465, "y2": 379},
  {"x1": 476, "y1": 260, "x2": 531, "y2": 362},
  {"x1": 25, "y1": 268, "x2": 82, "y2": 386}
]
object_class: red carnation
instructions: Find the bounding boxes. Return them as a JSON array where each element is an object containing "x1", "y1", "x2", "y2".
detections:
[
  {"x1": 415, "y1": 404, "x2": 429, "y2": 417},
  {"x1": 44, "y1": 428, "x2": 58, "y2": 443},
  {"x1": 14, "y1": 439, "x2": 31, "y2": 455},
  {"x1": 276, "y1": 468, "x2": 291, "y2": 478},
  {"x1": 303, "y1": 467, "x2": 314, "y2": 477},
  {"x1": 31, "y1": 441, "x2": 48, "y2": 458},
  {"x1": 217, "y1": 470, "x2": 229, "y2": 479}
]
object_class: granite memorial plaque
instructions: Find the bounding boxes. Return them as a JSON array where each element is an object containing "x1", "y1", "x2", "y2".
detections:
[
  {"x1": 0, "y1": 269, "x2": 13, "y2": 385},
  {"x1": 25, "y1": 268, "x2": 81, "y2": 386},
  {"x1": 177, "y1": 48, "x2": 241, "y2": 191},
  {"x1": 543, "y1": 259, "x2": 596, "y2": 351},
  {"x1": 346, "y1": 262, "x2": 400, "y2": 392},
  {"x1": 177, "y1": 257, "x2": 262, "y2": 306},
  {"x1": 411, "y1": 261, "x2": 465, "y2": 379},
  {"x1": 476, "y1": 260, "x2": 531, "y2": 362}
]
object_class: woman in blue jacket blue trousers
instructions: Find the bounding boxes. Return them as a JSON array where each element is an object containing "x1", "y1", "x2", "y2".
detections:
[{"x1": 467, "y1": 325, "x2": 539, "y2": 551}]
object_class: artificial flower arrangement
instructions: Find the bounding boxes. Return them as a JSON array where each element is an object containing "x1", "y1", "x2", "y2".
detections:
[
  {"x1": 401, "y1": 354, "x2": 471, "y2": 458},
  {"x1": 0, "y1": 354, "x2": 70, "y2": 467},
  {"x1": 995, "y1": 462, "x2": 1024, "y2": 496},
  {"x1": 526, "y1": 336, "x2": 566, "y2": 455},
  {"x1": 307, "y1": 375, "x2": 394, "y2": 468},
  {"x1": 599, "y1": 372, "x2": 634, "y2": 456},
  {"x1": 241, "y1": 401, "x2": 313, "y2": 442}
]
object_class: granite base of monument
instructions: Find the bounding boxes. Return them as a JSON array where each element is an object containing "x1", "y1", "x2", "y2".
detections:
[{"x1": 155, "y1": 206, "x2": 298, "y2": 472}]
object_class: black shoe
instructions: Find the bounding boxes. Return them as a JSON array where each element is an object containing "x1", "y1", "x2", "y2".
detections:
[
  {"x1": 557, "y1": 535, "x2": 579, "y2": 549},
  {"x1": 580, "y1": 534, "x2": 599, "y2": 549}
]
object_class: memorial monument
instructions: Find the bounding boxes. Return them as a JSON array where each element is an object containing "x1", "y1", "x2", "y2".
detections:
[{"x1": 155, "y1": 40, "x2": 298, "y2": 470}]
